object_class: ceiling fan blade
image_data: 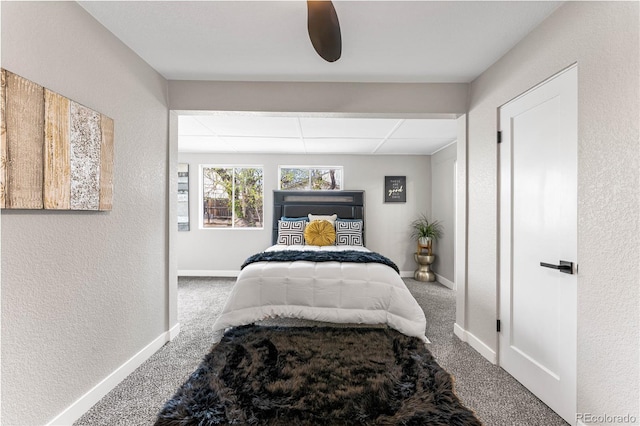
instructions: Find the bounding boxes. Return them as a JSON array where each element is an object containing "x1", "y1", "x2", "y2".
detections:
[{"x1": 307, "y1": 0, "x2": 342, "y2": 62}]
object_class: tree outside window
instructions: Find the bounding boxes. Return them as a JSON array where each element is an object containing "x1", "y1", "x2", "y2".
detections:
[
  {"x1": 279, "y1": 166, "x2": 342, "y2": 190},
  {"x1": 202, "y1": 166, "x2": 263, "y2": 228}
]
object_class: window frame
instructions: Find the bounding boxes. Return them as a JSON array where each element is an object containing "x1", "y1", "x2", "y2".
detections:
[
  {"x1": 278, "y1": 165, "x2": 344, "y2": 191},
  {"x1": 200, "y1": 164, "x2": 265, "y2": 230}
]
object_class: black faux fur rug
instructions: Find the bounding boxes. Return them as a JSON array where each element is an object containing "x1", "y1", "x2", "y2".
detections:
[{"x1": 155, "y1": 326, "x2": 482, "y2": 426}]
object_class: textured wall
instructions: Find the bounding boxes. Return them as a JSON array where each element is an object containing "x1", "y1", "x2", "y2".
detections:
[
  {"x1": 466, "y1": 1, "x2": 639, "y2": 419},
  {"x1": 169, "y1": 80, "x2": 468, "y2": 115},
  {"x1": 177, "y1": 153, "x2": 431, "y2": 273},
  {"x1": 0, "y1": 2, "x2": 169, "y2": 425},
  {"x1": 430, "y1": 143, "x2": 456, "y2": 283}
]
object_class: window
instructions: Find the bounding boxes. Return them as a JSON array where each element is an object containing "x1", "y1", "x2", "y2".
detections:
[
  {"x1": 202, "y1": 166, "x2": 263, "y2": 228},
  {"x1": 279, "y1": 166, "x2": 343, "y2": 190}
]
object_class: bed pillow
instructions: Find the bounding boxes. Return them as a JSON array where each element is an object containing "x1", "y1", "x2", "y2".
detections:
[
  {"x1": 304, "y1": 220, "x2": 336, "y2": 246},
  {"x1": 277, "y1": 220, "x2": 306, "y2": 245},
  {"x1": 308, "y1": 213, "x2": 337, "y2": 225},
  {"x1": 280, "y1": 216, "x2": 309, "y2": 222},
  {"x1": 335, "y1": 219, "x2": 364, "y2": 246}
]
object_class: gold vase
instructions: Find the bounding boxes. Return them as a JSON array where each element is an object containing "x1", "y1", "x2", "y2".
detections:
[{"x1": 414, "y1": 253, "x2": 436, "y2": 282}]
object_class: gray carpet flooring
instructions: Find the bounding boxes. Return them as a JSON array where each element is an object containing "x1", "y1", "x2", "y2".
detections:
[{"x1": 75, "y1": 277, "x2": 568, "y2": 426}]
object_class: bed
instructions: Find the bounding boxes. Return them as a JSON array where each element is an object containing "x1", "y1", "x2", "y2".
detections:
[{"x1": 211, "y1": 190, "x2": 428, "y2": 343}]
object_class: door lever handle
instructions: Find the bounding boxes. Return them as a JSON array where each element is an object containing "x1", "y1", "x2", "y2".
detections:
[{"x1": 540, "y1": 260, "x2": 574, "y2": 274}]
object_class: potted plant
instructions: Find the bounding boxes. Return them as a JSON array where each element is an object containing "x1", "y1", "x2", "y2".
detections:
[
  {"x1": 410, "y1": 214, "x2": 443, "y2": 282},
  {"x1": 410, "y1": 214, "x2": 443, "y2": 255}
]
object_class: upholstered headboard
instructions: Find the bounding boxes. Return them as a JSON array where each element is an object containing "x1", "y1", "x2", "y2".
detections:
[{"x1": 272, "y1": 190, "x2": 365, "y2": 245}]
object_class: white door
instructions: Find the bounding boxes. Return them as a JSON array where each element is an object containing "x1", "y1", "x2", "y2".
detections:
[{"x1": 499, "y1": 65, "x2": 577, "y2": 425}]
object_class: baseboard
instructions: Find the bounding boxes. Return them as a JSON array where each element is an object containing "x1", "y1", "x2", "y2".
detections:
[
  {"x1": 169, "y1": 322, "x2": 180, "y2": 341},
  {"x1": 467, "y1": 331, "x2": 497, "y2": 365},
  {"x1": 46, "y1": 325, "x2": 178, "y2": 426},
  {"x1": 178, "y1": 270, "x2": 239, "y2": 277},
  {"x1": 186, "y1": 270, "x2": 426, "y2": 280},
  {"x1": 453, "y1": 323, "x2": 497, "y2": 364},
  {"x1": 181, "y1": 270, "x2": 446, "y2": 286},
  {"x1": 453, "y1": 323, "x2": 466, "y2": 341},
  {"x1": 435, "y1": 274, "x2": 455, "y2": 290}
]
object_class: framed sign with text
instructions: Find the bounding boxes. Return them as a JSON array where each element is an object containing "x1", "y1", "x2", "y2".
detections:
[{"x1": 384, "y1": 176, "x2": 406, "y2": 203}]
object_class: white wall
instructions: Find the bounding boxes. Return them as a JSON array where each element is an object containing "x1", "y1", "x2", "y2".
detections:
[
  {"x1": 464, "y1": 1, "x2": 639, "y2": 419},
  {"x1": 0, "y1": 3, "x2": 169, "y2": 425},
  {"x1": 430, "y1": 143, "x2": 456, "y2": 284},
  {"x1": 177, "y1": 153, "x2": 431, "y2": 274}
]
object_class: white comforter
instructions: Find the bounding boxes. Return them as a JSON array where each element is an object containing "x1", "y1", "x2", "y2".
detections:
[{"x1": 213, "y1": 245, "x2": 428, "y2": 342}]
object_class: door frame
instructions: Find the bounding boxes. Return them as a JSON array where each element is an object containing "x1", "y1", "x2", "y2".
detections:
[{"x1": 169, "y1": 110, "x2": 469, "y2": 334}]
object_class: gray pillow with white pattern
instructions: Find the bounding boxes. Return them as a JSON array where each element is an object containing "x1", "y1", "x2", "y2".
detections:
[
  {"x1": 335, "y1": 219, "x2": 363, "y2": 246},
  {"x1": 277, "y1": 220, "x2": 306, "y2": 245}
]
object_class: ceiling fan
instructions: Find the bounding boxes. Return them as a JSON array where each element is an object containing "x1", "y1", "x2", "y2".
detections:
[{"x1": 307, "y1": 0, "x2": 342, "y2": 62}]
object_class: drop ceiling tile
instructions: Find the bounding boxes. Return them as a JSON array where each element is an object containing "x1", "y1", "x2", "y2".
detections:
[
  {"x1": 178, "y1": 114, "x2": 460, "y2": 154},
  {"x1": 193, "y1": 115, "x2": 301, "y2": 138},
  {"x1": 391, "y1": 119, "x2": 458, "y2": 139},
  {"x1": 178, "y1": 135, "x2": 237, "y2": 153},
  {"x1": 376, "y1": 138, "x2": 456, "y2": 155},
  {"x1": 304, "y1": 138, "x2": 381, "y2": 154},
  {"x1": 300, "y1": 118, "x2": 400, "y2": 138},
  {"x1": 178, "y1": 115, "x2": 215, "y2": 136},
  {"x1": 223, "y1": 137, "x2": 305, "y2": 153}
]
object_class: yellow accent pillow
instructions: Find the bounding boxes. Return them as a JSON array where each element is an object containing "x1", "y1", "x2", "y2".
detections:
[{"x1": 304, "y1": 220, "x2": 336, "y2": 246}]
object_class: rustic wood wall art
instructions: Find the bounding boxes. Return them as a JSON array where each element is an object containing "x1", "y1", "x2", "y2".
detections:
[{"x1": 0, "y1": 69, "x2": 113, "y2": 210}]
